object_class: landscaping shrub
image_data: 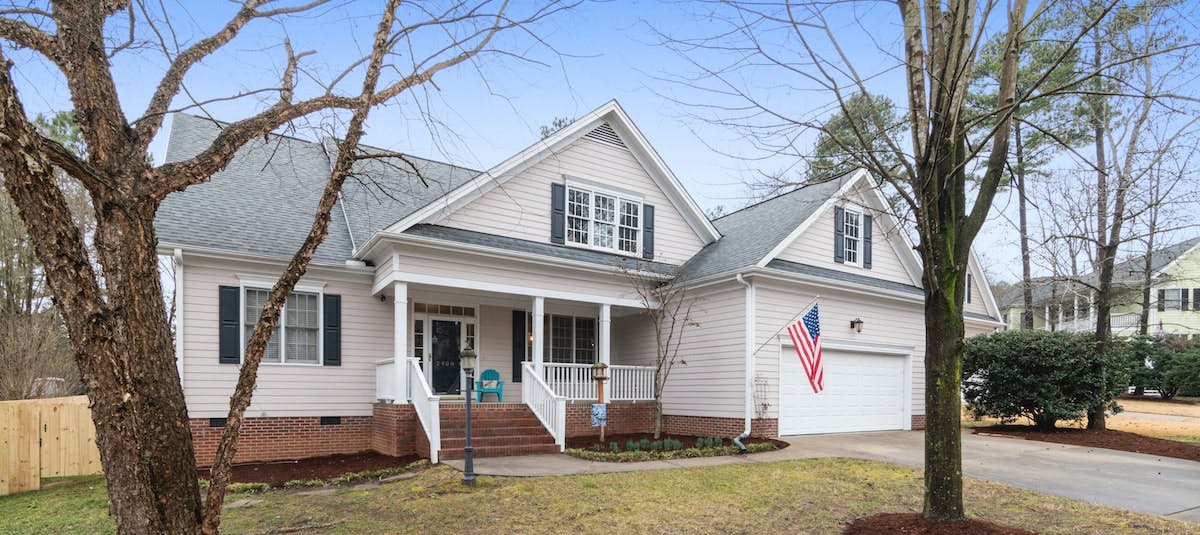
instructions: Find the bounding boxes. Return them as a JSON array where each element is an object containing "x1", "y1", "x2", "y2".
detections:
[
  {"x1": 1166, "y1": 346, "x2": 1200, "y2": 396},
  {"x1": 649, "y1": 440, "x2": 661, "y2": 452},
  {"x1": 627, "y1": 440, "x2": 638, "y2": 452},
  {"x1": 610, "y1": 442, "x2": 620, "y2": 453},
  {"x1": 1123, "y1": 336, "x2": 1187, "y2": 399},
  {"x1": 963, "y1": 330, "x2": 1129, "y2": 431},
  {"x1": 639, "y1": 438, "x2": 651, "y2": 450}
]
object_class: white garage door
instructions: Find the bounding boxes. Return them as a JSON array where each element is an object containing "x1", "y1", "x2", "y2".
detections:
[{"x1": 779, "y1": 347, "x2": 907, "y2": 435}]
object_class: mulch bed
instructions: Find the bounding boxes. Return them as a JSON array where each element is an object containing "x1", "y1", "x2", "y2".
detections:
[
  {"x1": 974, "y1": 425, "x2": 1200, "y2": 462},
  {"x1": 566, "y1": 432, "x2": 788, "y2": 451},
  {"x1": 843, "y1": 513, "x2": 1036, "y2": 534},
  {"x1": 196, "y1": 451, "x2": 420, "y2": 487}
]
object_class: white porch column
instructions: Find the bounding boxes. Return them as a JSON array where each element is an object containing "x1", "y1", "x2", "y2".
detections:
[
  {"x1": 1044, "y1": 305, "x2": 1051, "y2": 330},
  {"x1": 599, "y1": 303, "x2": 612, "y2": 367},
  {"x1": 393, "y1": 281, "x2": 409, "y2": 402},
  {"x1": 533, "y1": 296, "x2": 545, "y2": 375}
]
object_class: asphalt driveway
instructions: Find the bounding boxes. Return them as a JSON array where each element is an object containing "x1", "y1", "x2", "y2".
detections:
[{"x1": 780, "y1": 430, "x2": 1200, "y2": 523}]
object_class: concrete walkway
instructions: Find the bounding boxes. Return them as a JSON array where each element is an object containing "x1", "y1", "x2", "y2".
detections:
[
  {"x1": 1121, "y1": 411, "x2": 1200, "y2": 424},
  {"x1": 444, "y1": 430, "x2": 1200, "y2": 523}
]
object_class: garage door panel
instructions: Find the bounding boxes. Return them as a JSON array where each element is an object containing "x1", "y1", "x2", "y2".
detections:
[{"x1": 779, "y1": 348, "x2": 906, "y2": 435}]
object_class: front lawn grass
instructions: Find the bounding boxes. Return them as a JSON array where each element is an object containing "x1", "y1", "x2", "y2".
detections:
[{"x1": 2, "y1": 460, "x2": 1193, "y2": 534}]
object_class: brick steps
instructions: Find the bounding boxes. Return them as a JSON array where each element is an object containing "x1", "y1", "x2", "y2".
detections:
[
  {"x1": 441, "y1": 425, "x2": 548, "y2": 438},
  {"x1": 436, "y1": 403, "x2": 557, "y2": 460},
  {"x1": 439, "y1": 444, "x2": 560, "y2": 460}
]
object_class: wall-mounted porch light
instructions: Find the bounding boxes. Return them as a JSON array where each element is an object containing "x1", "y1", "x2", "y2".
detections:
[{"x1": 850, "y1": 318, "x2": 864, "y2": 333}]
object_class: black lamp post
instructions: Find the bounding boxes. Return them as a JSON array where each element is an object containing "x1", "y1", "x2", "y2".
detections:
[{"x1": 460, "y1": 347, "x2": 477, "y2": 486}]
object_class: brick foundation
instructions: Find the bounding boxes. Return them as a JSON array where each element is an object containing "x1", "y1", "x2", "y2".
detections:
[
  {"x1": 565, "y1": 402, "x2": 656, "y2": 437},
  {"x1": 371, "y1": 403, "x2": 417, "y2": 457},
  {"x1": 190, "y1": 415, "x2": 372, "y2": 467},
  {"x1": 662, "y1": 415, "x2": 778, "y2": 438},
  {"x1": 911, "y1": 414, "x2": 926, "y2": 430}
]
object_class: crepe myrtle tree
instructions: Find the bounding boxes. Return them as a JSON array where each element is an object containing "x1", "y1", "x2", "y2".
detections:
[
  {"x1": 657, "y1": 0, "x2": 1189, "y2": 522},
  {"x1": 625, "y1": 264, "x2": 698, "y2": 439},
  {"x1": 0, "y1": 1, "x2": 574, "y2": 533}
]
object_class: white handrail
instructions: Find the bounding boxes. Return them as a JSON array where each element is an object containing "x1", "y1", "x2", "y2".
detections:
[
  {"x1": 522, "y1": 362, "x2": 565, "y2": 450},
  {"x1": 408, "y1": 358, "x2": 440, "y2": 463}
]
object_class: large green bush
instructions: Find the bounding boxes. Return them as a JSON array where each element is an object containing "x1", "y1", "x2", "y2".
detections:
[
  {"x1": 1166, "y1": 346, "x2": 1200, "y2": 396},
  {"x1": 963, "y1": 330, "x2": 1129, "y2": 431},
  {"x1": 1122, "y1": 336, "x2": 1184, "y2": 399}
]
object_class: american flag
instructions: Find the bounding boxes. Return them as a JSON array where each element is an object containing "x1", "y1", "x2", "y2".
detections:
[{"x1": 786, "y1": 304, "x2": 824, "y2": 394}]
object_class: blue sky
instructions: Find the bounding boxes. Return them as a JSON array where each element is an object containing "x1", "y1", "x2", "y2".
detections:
[{"x1": 11, "y1": 0, "x2": 1165, "y2": 284}]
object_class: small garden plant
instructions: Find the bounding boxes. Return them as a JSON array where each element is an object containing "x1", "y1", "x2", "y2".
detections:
[{"x1": 573, "y1": 435, "x2": 778, "y2": 462}]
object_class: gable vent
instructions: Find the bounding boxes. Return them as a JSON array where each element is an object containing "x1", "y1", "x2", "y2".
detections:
[{"x1": 584, "y1": 122, "x2": 628, "y2": 149}]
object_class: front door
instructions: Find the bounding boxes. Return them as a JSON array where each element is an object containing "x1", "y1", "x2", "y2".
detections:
[{"x1": 431, "y1": 319, "x2": 462, "y2": 395}]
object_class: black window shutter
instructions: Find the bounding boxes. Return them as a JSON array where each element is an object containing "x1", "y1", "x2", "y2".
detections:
[
  {"x1": 218, "y1": 286, "x2": 241, "y2": 364},
  {"x1": 966, "y1": 273, "x2": 973, "y2": 304},
  {"x1": 1194, "y1": 289, "x2": 1200, "y2": 311},
  {"x1": 511, "y1": 310, "x2": 525, "y2": 382},
  {"x1": 1158, "y1": 289, "x2": 1167, "y2": 312},
  {"x1": 862, "y1": 214, "x2": 873, "y2": 269},
  {"x1": 833, "y1": 206, "x2": 845, "y2": 263},
  {"x1": 1183, "y1": 290, "x2": 1190, "y2": 312},
  {"x1": 323, "y1": 294, "x2": 342, "y2": 366},
  {"x1": 642, "y1": 204, "x2": 656, "y2": 260},
  {"x1": 550, "y1": 183, "x2": 566, "y2": 244}
]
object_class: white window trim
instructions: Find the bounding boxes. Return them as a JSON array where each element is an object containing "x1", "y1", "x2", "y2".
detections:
[
  {"x1": 239, "y1": 281, "x2": 325, "y2": 366},
  {"x1": 1162, "y1": 288, "x2": 1184, "y2": 311},
  {"x1": 564, "y1": 181, "x2": 643, "y2": 257},
  {"x1": 842, "y1": 206, "x2": 863, "y2": 268}
]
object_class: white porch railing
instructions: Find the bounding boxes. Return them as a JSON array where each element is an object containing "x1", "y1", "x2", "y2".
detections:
[
  {"x1": 543, "y1": 363, "x2": 596, "y2": 400},
  {"x1": 522, "y1": 362, "x2": 565, "y2": 450},
  {"x1": 608, "y1": 365, "x2": 656, "y2": 401},
  {"x1": 408, "y1": 358, "x2": 441, "y2": 464},
  {"x1": 542, "y1": 362, "x2": 656, "y2": 401},
  {"x1": 1053, "y1": 313, "x2": 1142, "y2": 335},
  {"x1": 375, "y1": 359, "x2": 397, "y2": 401}
]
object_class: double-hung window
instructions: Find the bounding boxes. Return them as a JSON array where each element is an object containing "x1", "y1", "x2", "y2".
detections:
[
  {"x1": 244, "y1": 288, "x2": 320, "y2": 364},
  {"x1": 842, "y1": 209, "x2": 862, "y2": 266},
  {"x1": 1162, "y1": 289, "x2": 1184, "y2": 311},
  {"x1": 532, "y1": 313, "x2": 597, "y2": 364},
  {"x1": 565, "y1": 184, "x2": 641, "y2": 256}
]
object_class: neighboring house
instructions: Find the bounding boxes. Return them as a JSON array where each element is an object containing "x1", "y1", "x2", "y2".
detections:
[
  {"x1": 158, "y1": 100, "x2": 1003, "y2": 465},
  {"x1": 998, "y1": 237, "x2": 1200, "y2": 339}
]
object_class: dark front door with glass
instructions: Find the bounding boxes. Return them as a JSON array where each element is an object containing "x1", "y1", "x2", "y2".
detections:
[{"x1": 431, "y1": 319, "x2": 462, "y2": 394}]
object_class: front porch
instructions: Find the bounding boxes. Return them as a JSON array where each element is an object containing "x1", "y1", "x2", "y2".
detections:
[{"x1": 369, "y1": 278, "x2": 658, "y2": 462}]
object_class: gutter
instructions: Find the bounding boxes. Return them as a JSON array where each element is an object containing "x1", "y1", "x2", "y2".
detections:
[{"x1": 733, "y1": 273, "x2": 755, "y2": 453}]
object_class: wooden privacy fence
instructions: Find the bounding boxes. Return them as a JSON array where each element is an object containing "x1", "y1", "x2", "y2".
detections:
[{"x1": 0, "y1": 395, "x2": 101, "y2": 495}]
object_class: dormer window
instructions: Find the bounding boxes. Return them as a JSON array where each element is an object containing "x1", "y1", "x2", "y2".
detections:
[
  {"x1": 842, "y1": 208, "x2": 862, "y2": 266},
  {"x1": 833, "y1": 205, "x2": 872, "y2": 269},
  {"x1": 565, "y1": 184, "x2": 641, "y2": 255}
]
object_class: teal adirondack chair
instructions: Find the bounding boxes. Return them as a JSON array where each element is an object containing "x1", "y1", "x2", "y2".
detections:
[{"x1": 475, "y1": 369, "x2": 504, "y2": 402}]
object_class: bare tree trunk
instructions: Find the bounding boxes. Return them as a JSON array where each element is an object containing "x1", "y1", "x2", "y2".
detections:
[
  {"x1": 1087, "y1": 27, "x2": 1112, "y2": 431},
  {"x1": 0, "y1": 61, "x2": 201, "y2": 533},
  {"x1": 1016, "y1": 123, "x2": 1035, "y2": 330}
]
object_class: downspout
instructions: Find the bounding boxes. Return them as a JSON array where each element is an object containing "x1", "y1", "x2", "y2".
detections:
[{"x1": 734, "y1": 273, "x2": 755, "y2": 453}]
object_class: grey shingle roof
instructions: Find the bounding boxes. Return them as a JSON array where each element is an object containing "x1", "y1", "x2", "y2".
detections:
[
  {"x1": 997, "y1": 237, "x2": 1200, "y2": 309},
  {"x1": 403, "y1": 225, "x2": 677, "y2": 275},
  {"x1": 764, "y1": 259, "x2": 923, "y2": 296},
  {"x1": 677, "y1": 173, "x2": 854, "y2": 282},
  {"x1": 157, "y1": 114, "x2": 477, "y2": 263}
]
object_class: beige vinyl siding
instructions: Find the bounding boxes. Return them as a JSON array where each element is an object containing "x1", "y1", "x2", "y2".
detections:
[
  {"x1": 475, "y1": 305, "x2": 523, "y2": 403},
  {"x1": 609, "y1": 282, "x2": 748, "y2": 418},
  {"x1": 436, "y1": 137, "x2": 706, "y2": 265},
  {"x1": 775, "y1": 186, "x2": 918, "y2": 286},
  {"x1": 754, "y1": 278, "x2": 925, "y2": 419},
  {"x1": 181, "y1": 257, "x2": 390, "y2": 418},
  {"x1": 964, "y1": 257, "x2": 991, "y2": 317}
]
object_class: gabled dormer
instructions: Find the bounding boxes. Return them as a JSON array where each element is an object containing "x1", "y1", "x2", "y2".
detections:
[{"x1": 379, "y1": 101, "x2": 720, "y2": 266}]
